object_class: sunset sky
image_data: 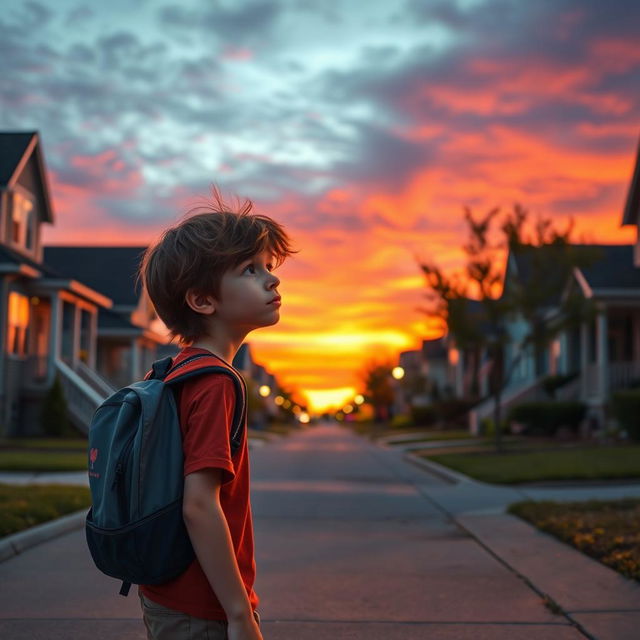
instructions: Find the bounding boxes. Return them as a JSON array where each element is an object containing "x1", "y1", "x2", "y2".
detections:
[{"x1": 2, "y1": 0, "x2": 640, "y2": 412}]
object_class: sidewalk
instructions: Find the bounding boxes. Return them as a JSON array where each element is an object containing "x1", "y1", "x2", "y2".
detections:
[{"x1": 1, "y1": 424, "x2": 639, "y2": 639}]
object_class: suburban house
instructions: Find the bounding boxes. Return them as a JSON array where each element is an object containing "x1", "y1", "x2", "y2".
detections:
[
  {"x1": 43, "y1": 247, "x2": 168, "y2": 389},
  {"x1": 393, "y1": 337, "x2": 452, "y2": 415},
  {"x1": 0, "y1": 130, "x2": 288, "y2": 436},
  {"x1": 0, "y1": 131, "x2": 116, "y2": 435},
  {"x1": 459, "y1": 138, "x2": 640, "y2": 434}
]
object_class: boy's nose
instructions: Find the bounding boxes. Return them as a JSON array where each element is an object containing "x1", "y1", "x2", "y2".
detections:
[{"x1": 268, "y1": 274, "x2": 280, "y2": 289}]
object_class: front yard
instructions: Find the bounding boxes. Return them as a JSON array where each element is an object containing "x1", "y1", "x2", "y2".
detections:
[
  {"x1": 419, "y1": 444, "x2": 640, "y2": 484},
  {"x1": 0, "y1": 483, "x2": 91, "y2": 537},
  {"x1": 509, "y1": 498, "x2": 640, "y2": 582}
]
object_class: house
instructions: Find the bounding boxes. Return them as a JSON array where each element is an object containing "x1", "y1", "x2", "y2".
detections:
[
  {"x1": 43, "y1": 247, "x2": 168, "y2": 389},
  {"x1": 463, "y1": 132, "x2": 640, "y2": 434},
  {"x1": 0, "y1": 130, "x2": 286, "y2": 436},
  {"x1": 392, "y1": 337, "x2": 452, "y2": 415},
  {"x1": 0, "y1": 132, "x2": 114, "y2": 435}
]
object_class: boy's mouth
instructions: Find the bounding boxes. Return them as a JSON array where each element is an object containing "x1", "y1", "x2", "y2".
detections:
[{"x1": 268, "y1": 296, "x2": 281, "y2": 305}]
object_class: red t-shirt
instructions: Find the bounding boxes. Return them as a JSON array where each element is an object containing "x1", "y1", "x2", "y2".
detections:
[{"x1": 140, "y1": 347, "x2": 258, "y2": 619}]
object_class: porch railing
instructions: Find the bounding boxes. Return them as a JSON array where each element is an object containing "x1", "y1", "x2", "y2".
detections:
[
  {"x1": 75, "y1": 360, "x2": 116, "y2": 398},
  {"x1": 469, "y1": 375, "x2": 544, "y2": 434},
  {"x1": 583, "y1": 361, "x2": 640, "y2": 398},
  {"x1": 55, "y1": 359, "x2": 106, "y2": 434},
  {"x1": 609, "y1": 361, "x2": 640, "y2": 391}
]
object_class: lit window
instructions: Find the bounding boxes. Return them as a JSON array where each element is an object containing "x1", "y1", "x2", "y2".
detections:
[
  {"x1": 7, "y1": 292, "x2": 30, "y2": 356},
  {"x1": 12, "y1": 192, "x2": 34, "y2": 250}
]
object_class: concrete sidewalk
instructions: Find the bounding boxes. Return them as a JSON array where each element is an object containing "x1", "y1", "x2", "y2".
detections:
[{"x1": 1, "y1": 423, "x2": 639, "y2": 639}]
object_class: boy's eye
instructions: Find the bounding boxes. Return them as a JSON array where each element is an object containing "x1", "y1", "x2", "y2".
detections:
[{"x1": 243, "y1": 262, "x2": 274, "y2": 274}]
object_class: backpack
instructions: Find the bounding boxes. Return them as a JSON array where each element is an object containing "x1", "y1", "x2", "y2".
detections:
[{"x1": 85, "y1": 352, "x2": 247, "y2": 597}]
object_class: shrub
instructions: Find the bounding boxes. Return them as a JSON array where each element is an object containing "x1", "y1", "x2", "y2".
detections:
[
  {"x1": 507, "y1": 401, "x2": 586, "y2": 436},
  {"x1": 434, "y1": 398, "x2": 477, "y2": 428},
  {"x1": 479, "y1": 416, "x2": 510, "y2": 437},
  {"x1": 410, "y1": 405, "x2": 438, "y2": 427},
  {"x1": 389, "y1": 414, "x2": 413, "y2": 429},
  {"x1": 40, "y1": 376, "x2": 71, "y2": 437},
  {"x1": 541, "y1": 373, "x2": 578, "y2": 398},
  {"x1": 611, "y1": 390, "x2": 640, "y2": 441}
]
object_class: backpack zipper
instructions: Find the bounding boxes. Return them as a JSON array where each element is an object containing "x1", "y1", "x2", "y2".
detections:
[{"x1": 112, "y1": 434, "x2": 136, "y2": 522}]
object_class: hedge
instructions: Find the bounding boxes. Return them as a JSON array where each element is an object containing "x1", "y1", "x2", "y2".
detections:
[{"x1": 507, "y1": 401, "x2": 587, "y2": 436}]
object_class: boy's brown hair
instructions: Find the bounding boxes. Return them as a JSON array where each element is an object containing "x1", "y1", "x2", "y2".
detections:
[{"x1": 138, "y1": 188, "x2": 296, "y2": 345}]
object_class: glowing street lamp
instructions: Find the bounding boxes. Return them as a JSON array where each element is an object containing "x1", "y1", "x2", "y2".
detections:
[
  {"x1": 392, "y1": 366, "x2": 405, "y2": 380},
  {"x1": 343, "y1": 404, "x2": 353, "y2": 414},
  {"x1": 259, "y1": 385, "x2": 271, "y2": 397},
  {"x1": 354, "y1": 394, "x2": 364, "y2": 405},
  {"x1": 274, "y1": 395, "x2": 284, "y2": 406}
]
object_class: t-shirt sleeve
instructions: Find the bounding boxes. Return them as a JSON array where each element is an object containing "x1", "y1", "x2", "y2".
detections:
[{"x1": 180, "y1": 374, "x2": 237, "y2": 484}]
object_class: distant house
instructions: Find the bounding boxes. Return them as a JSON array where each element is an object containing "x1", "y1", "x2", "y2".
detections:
[{"x1": 393, "y1": 336, "x2": 458, "y2": 414}]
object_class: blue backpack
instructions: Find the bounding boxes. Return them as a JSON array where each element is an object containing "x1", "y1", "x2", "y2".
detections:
[{"x1": 85, "y1": 352, "x2": 247, "y2": 596}]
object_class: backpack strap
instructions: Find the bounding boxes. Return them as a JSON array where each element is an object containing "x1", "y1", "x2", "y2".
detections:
[{"x1": 158, "y1": 353, "x2": 247, "y2": 455}]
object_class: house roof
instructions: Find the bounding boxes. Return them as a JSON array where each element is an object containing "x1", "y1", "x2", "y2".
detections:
[
  {"x1": 0, "y1": 132, "x2": 35, "y2": 186},
  {"x1": 99, "y1": 307, "x2": 138, "y2": 330},
  {"x1": 0, "y1": 131, "x2": 54, "y2": 223},
  {"x1": 44, "y1": 246, "x2": 147, "y2": 307},
  {"x1": 510, "y1": 243, "x2": 639, "y2": 294},
  {"x1": 421, "y1": 337, "x2": 448, "y2": 360},
  {"x1": 577, "y1": 244, "x2": 640, "y2": 290},
  {"x1": 0, "y1": 243, "x2": 61, "y2": 277},
  {"x1": 622, "y1": 135, "x2": 640, "y2": 226}
]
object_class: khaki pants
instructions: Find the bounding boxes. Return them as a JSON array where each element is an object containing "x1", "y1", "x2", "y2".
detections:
[{"x1": 139, "y1": 593, "x2": 260, "y2": 640}]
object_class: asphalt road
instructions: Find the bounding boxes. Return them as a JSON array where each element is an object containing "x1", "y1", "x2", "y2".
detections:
[{"x1": 0, "y1": 421, "x2": 590, "y2": 639}]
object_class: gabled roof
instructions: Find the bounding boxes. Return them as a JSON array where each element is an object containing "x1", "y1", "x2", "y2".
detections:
[
  {"x1": 421, "y1": 337, "x2": 448, "y2": 360},
  {"x1": 577, "y1": 244, "x2": 640, "y2": 290},
  {"x1": 622, "y1": 135, "x2": 640, "y2": 226},
  {"x1": 44, "y1": 246, "x2": 147, "y2": 307},
  {"x1": 0, "y1": 131, "x2": 54, "y2": 223},
  {"x1": 510, "y1": 243, "x2": 638, "y2": 293},
  {"x1": 0, "y1": 243, "x2": 61, "y2": 277}
]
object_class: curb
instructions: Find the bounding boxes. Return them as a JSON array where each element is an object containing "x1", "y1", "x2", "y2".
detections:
[
  {"x1": 403, "y1": 450, "x2": 476, "y2": 485},
  {"x1": 0, "y1": 508, "x2": 87, "y2": 564}
]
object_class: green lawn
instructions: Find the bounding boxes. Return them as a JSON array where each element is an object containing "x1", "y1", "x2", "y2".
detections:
[
  {"x1": 0, "y1": 438, "x2": 87, "y2": 451},
  {"x1": 422, "y1": 445, "x2": 640, "y2": 484},
  {"x1": 509, "y1": 498, "x2": 640, "y2": 582},
  {"x1": 0, "y1": 450, "x2": 88, "y2": 471},
  {"x1": 0, "y1": 484, "x2": 91, "y2": 537}
]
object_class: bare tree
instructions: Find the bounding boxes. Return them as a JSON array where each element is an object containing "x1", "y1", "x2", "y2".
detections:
[{"x1": 419, "y1": 204, "x2": 601, "y2": 452}]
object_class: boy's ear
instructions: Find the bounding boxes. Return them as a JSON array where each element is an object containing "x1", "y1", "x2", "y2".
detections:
[{"x1": 185, "y1": 289, "x2": 216, "y2": 316}]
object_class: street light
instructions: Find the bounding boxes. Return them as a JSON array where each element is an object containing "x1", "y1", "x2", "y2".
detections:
[
  {"x1": 392, "y1": 366, "x2": 405, "y2": 380},
  {"x1": 259, "y1": 385, "x2": 271, "y2": 397},
  {"x1": 354, "y1": 394, "x2": 364, "y2": 405}
]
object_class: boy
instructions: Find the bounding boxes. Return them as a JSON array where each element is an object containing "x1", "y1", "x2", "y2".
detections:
[{"x1": 136, "y1": 190, "x2": 296, "y2": 640}]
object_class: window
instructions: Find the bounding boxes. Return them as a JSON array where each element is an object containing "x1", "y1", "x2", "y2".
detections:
[
  {"x1": 7, "y1": 292, "x2": 30, "y2": 356},
  {"x1": 11, "y1": 191, "x2": 35, "y2": 250}
]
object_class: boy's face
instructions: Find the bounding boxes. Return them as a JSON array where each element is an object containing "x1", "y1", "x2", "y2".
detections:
[{"x1": 214, "y1": 249, "x2": 281, "y2": 332}]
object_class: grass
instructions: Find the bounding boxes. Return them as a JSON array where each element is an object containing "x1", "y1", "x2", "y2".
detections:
[
  {"x1": 0, "y1": 438, "x2": 87, "y2": 451},
  {"x1": 0, "y1": 450, "x2": 88, "y2": 471},
  {"x1": 509, "y1": 498, "x2": 640, "y2": 582},
  {"x1": 0, "y1": 483, "x2": 91, "y2": 537},
  {"x1": 422, "y1": 444, "x2": 640, "y2": 484}
]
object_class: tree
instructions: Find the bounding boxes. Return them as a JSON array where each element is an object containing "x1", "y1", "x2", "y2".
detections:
[
  {"x1": 419, "y1": 204, "x2": 601, "y2": 452},
  {"x1": 357, "y1": 358, "x2": 395, "y2": 422},
  {"x1": 41, "y1": 375, "x2": 71, "y2": 437}
]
